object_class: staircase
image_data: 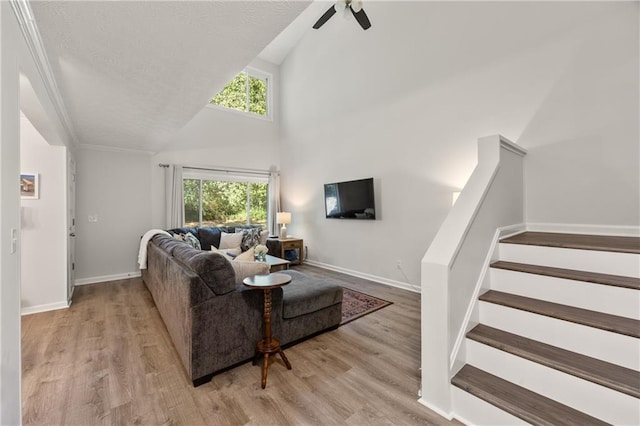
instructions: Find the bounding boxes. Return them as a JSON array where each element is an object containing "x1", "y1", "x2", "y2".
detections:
[{"x1": 451, "y1": 231, "x2": 640, "y2": 425}]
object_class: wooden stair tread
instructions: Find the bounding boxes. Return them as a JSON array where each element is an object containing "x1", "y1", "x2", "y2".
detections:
[
  {"x1": 500, "y1": 232, "x2": 640, "y2": 254},
  {"x1": 452, "y1": 365, "x2": 609, "y2": 426},
  {"x1": 479, "y1": 290, "x2": 640, "y2": 338},
  {"x1": 491, "y1": 261, "x2": 640, "y2": 290},
  {"x1": 468, "y1": 324, "x2": 640, "y2": 398}
]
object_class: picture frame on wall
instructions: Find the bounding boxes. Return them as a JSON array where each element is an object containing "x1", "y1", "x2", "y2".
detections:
[{"x1": 20, "y1": 173, "x2": 39, "y2": 200}]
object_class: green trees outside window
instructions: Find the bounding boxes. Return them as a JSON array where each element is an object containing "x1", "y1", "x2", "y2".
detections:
[
  {"x1": 184, "y1": 179, "x2": 268, "y2": 228},
  {"x1": 210, "y1": 69, "x2": 268, "y2": 117}
]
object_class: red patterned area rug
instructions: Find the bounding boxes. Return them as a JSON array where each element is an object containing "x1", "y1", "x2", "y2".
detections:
[{"x1": 341, "y1": 288, "x2": 393, "y2": 325}]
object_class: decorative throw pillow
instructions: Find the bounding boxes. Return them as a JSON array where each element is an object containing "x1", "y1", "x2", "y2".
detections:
[
  {"x1": 229, "y1": 261, "x2": 269, "y2": 285},
  {"x1": 235, "y1": 247, "x2": 255, "y2": 261},
  {"x1": 184, "y1": 232, "x2": 201, "y2": 250},
  {"x1": 259, "y1": 229, "x2": 269, "y2": 245},
  {"x1": 235, "y1": 227, "x2": 261, "y2": 251},
  {"x1": 219, "y1": 232, "x2": 243, "y2": 250}
]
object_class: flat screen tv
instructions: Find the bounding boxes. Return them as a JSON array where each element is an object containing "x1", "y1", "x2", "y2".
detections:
[{"x1": 324, "y1": 178, "x2": 376, "y2": 220}]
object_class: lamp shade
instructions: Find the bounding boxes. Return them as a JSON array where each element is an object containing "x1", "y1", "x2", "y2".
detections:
[{"x1": 276, "y1": 212, "x2": 291, "y2": 225}]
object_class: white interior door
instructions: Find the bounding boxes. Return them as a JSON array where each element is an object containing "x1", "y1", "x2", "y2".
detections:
[{"x1": 67, "y1": 153, "x2": 76, "y2": 303}]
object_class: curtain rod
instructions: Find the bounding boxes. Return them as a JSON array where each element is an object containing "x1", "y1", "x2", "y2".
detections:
[{"x1": 158, "y1": 163, "x2": 277, "y2": 177}]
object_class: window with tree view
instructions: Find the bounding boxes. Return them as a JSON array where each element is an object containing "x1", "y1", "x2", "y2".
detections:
[
  {"x1": 183, "y1": 178, "x2": 268, "y2": 228},
  {"x1": 210, "y1": 68, "x2": 269, "y2": 117}
]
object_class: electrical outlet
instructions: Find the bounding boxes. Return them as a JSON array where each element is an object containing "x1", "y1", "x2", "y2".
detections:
[{"x1": 88, "y1": 214, "x2": 98, "y2": 223}]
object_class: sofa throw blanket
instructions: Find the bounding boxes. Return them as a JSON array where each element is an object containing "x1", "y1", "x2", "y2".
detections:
[{"x1": 138, "y1": 229, "x2": 171, "y2": 269}]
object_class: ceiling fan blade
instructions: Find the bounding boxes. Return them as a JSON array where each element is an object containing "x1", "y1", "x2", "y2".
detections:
[
  {"x1": 350, "y1": 6, "x2": 371, "y2": 30},
  {"x1": 313, "y1": 5, "x2": 337, "y2": 29}
]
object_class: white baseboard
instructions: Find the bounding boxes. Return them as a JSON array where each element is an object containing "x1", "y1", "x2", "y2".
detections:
[
  {"x1": 498, "y1": 223, "x2": 526, "y2": 239},
  {"x1": 417, "y1": 397, "x2": 453, "y2": 420},
  {"x1": 75, "y1": 271, "x2": 141, "y2": 286},
  {"x1": 304, "y1": 260, "x2": 421, "y2": 293},
  {"x1": 526, "y1": 222, "x2": 640, "y2": 237},
  {"x1": 21, "y1": 300, "x2": 69, "y2": 316}
]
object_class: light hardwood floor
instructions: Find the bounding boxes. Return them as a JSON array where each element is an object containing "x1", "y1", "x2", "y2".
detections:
[{"x1": 22, "y1": 264, "x2": 459, "y2": 425}]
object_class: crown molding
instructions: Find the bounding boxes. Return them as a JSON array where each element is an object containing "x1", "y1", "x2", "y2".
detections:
[{"x1": 10, "y1": 0, "x2": 79, "y2": 148}]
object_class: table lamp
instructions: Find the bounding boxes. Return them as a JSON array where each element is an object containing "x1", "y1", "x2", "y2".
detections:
[{"x1": 277, "y1": 212, "x2": 291, "y2": 239}]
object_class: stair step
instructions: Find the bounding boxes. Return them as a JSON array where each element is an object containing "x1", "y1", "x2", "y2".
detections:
[
  {"x1": 479, "y1": 290, "x2": 640, "y2": 338},
  {"x1": 479, "y1": 300, "x2": 640, "y2": 370},
  {"x1": 467, "y1": 324, "x2": 640, "y2": 398},
  {"x1": 490, "y1": 263, "x2": 640, "y2": 319},
  {"x1": 501, "y1": 232, "x2": 640, "y2": 254},
  {"x1": 451, "y1": 365, "x2": 609, "y2": 426},
  {"x1": 491, "y1": 261, "x2": 640, "y2": 290}
]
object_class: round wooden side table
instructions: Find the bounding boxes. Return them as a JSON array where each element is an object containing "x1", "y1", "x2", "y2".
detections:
[{"x1": 243, "y1": 273, "x2": 292, "y2": 389}]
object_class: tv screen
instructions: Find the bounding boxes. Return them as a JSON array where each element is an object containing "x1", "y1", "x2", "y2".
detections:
[{"x1": 324, "y1": 178, "x2": 376, "y2": 219}]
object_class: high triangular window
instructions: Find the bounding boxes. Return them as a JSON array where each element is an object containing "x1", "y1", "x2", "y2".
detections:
[{"x1": 210, "y1": 68, "x2": 270, "y2": 118}]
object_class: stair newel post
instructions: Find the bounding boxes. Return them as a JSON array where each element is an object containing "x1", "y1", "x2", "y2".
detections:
[{"x1": 420, "y1": 134, "x2": 527, "y2": 420}]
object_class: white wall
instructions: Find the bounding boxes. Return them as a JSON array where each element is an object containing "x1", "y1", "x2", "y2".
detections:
[
  {"x1": 76, "y1": 58, "x2": 282, "y2": 279},
  {"x1": 522, "y1": 4, "x2": 639, "y2": 228},
  {"x1": 150, "y1": 58, "x2": 282, "y2": 228},
  {"x1": 161, "y1": 58, "x2": 281, "y2": 152},
  {"x1": 20, "y1": 114, "x2": 67, "y2": 313},
  {"x1": 279, "y1": 1, "x2": 639, "y2": 287},
  {"x1": 0, "y1": 4, "x2": 23, "y2": 422},
  {"x1": 75, "y1": 147, "x2": 152, "y2": 281},
  {"x1": 1, "y1": 1, "x2": 76, "y2": 421}
]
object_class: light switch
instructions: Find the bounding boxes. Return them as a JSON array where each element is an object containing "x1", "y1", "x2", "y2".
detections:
[
  {"x1": 10, "y1": 228, "x2": 17, "y2": 254},
  {"x1": 88, "y1": 214, "x2": 98, "y2": 223}
]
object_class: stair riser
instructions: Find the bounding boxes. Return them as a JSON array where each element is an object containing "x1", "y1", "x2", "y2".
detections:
[
  {"x1": 452, "y1": 386, "x2": 527, "y2": 426},
  {"x1": 490, "y1": 268, "x2": 640, "y2": 320},
  {"x1": 479, "y1": 302, "x2": 640, "y2": 370},
  {"x1": 466, "y1": 340, "x2": 640, "y2": 425},
  {"x1": 498, "y1": 243, "x2": 640, "y2": 278}
]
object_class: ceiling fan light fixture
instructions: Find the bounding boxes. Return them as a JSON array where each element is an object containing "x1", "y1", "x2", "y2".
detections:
[
  {"x1": 350, "y1": 0, "x2": 363, "y2": 13},
  {"x1": 313, "y1": 0, "x2": 371, "y2": 30}
]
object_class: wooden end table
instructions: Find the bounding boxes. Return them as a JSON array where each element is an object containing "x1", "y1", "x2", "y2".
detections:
[
  {"x1": 242, "y1": 273, "x2": 292, "y2": 388},
  {"x1": 266, "y1": 238, "x2": 304, "y2": 266}
]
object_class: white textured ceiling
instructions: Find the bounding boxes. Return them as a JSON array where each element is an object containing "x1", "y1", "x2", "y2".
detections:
[
  {"x1": 258, "y1": 1, "x2": 332, "y2": 64},
  {"x1": 31, "y1": 1, "x2": 311, "y2": 152}
]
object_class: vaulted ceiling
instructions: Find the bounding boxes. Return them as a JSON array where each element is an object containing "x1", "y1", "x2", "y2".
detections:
[{"x1": 29, "y1": 1, "x2": 312, "y2": 152}]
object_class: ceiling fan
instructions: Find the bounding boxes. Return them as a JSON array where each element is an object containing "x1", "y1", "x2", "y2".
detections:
[{"x1": 313, "y1": 0, "x2": 372, "y2": 31}]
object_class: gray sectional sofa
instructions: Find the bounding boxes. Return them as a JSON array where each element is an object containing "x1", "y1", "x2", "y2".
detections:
[{"x1": 141, "y1": 231, "x2": 343, "y2": 386}]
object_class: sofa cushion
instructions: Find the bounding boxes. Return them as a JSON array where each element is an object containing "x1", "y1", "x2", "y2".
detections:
[
  {"x1": 172, "y1": 245, "x2": 236, "y2": 296},
  {"x1": 152, "y1": 234, "x2": 186, "y2": 255},
  {"x1": 280, "y1": 270, "x2": 343, "y2": 319},
  {"x1": 197, "y1": 227, "x2": 223, "y2": 250},
  {"x1": 167, "y1": 227, "x2": 199, "y2": 237}
]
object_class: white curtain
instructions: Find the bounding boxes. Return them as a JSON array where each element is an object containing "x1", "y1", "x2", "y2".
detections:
[
  {"x1": 267, "y1": 168, "x2": 280, "y2": 236},
  {"x1": 165, "y1": 164, "x2": 184, "y2": 229}
]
